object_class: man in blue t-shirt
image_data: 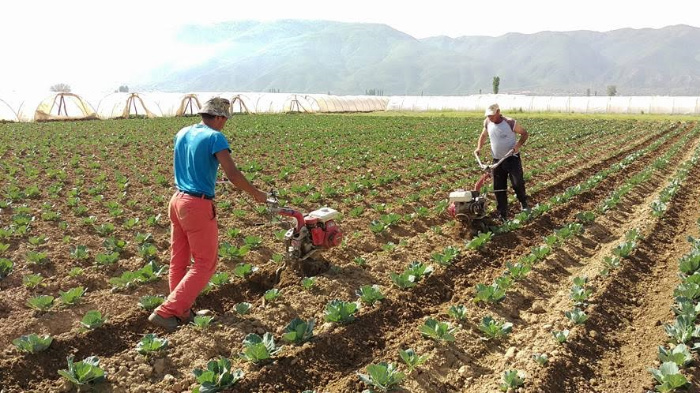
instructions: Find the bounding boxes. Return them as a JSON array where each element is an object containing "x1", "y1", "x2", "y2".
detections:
[{"x1": 149, "y1": 97, "x2": 267, "y2": 331}]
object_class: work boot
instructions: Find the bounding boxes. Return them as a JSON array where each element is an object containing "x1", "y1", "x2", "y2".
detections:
[{"x1": 148, "y1": 312, "x2": 179, "y2": 332}]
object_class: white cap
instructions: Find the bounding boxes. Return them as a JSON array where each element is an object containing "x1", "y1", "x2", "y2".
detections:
[{"x1": 484, "y1": 103, "x2": 499, "y2": 116}]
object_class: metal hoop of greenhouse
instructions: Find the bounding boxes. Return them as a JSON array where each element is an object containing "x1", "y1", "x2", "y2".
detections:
[
  {"x1": 0, "y1": 97, "x2": 19, "y2": 122},
  {"x1": 95, "y1": 92, "x2": 164, "y2": 119},
  {"x1": 33, "y1": 92, "x2": 98, "y2": 122}
]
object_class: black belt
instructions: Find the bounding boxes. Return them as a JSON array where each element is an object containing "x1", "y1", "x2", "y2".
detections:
[{"x1": 178, "y1": 190, "x2": 214, "y2": 200}]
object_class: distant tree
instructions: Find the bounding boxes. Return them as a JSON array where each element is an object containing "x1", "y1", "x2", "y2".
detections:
[
  {"x1": 365, "y1": 89, "x2": 384, "y2": 96},
  {"x1": 492, "y1": 76, "x2": 500, "y2": 94},
  {"x1": 479, "y1": 89, "x2": 482, "y2": 94},
  {"x1": 50, "y1": 83, "x2": 71, "y2": 93},
  {"x1": 586, "y1": 88, "x2": 591, "y2": 97},
  {"x1": 606, "y1": 85, "x2": 617, "y2": 96},
  {"x1": 118, "y1": 85, "x2": 129, "y2": 92}
]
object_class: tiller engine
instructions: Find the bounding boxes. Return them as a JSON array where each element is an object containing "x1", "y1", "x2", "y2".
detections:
[
  {"x1": 267, "y1": 192, "x2": 343, "y2": 264},
  {"x1": 447, "y1": 150, "x2": 514, "y2": 234}
]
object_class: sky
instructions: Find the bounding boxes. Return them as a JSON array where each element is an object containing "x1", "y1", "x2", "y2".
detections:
[{"x1": 1, "y1": 0, "x2": 697, "y2": 94}]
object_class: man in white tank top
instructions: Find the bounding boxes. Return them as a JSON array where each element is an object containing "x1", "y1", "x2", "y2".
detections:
[{"x1": 474, "y1": 103, "x2": 529, "y2": 220}]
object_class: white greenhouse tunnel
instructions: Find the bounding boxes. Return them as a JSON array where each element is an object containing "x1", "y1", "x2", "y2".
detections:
[
  {"x1": 386, "y1": 95, "x2": 700, "y2": 114},
  {"x1": 0, "y1": 92, "x2": 698, "y2": 122}
]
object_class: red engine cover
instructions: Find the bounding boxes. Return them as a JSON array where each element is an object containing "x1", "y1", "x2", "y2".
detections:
[
  {"x1": 307, "y1": 220, "x2": 343, "y2": 248},
  {"x1": 310, "y1": 226, "x2": 325, "y2": 246},
  {"x1": 324, "y1": 221, "x2": 343, "y2": 247}
]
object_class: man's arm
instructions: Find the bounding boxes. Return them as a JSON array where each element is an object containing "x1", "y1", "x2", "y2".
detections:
[
  {"x1": 474, "y1": 124, "x2": 489, "y2": 155},
  {"x1": 215, "y1": 150, "x2": 267, "y2": 203},
  {"x1": 512, "y1": 122, "x2": 528, "y2": 154}
]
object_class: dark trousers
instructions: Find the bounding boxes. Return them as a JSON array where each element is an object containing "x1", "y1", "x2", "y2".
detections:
[{"x1": 493, "y1": 155, "x2": 527, "y2": 218}]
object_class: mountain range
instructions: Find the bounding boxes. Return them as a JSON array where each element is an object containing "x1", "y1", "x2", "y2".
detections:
[{"x1": 136, "y1": 21, "x2": 700, "y2": 96}]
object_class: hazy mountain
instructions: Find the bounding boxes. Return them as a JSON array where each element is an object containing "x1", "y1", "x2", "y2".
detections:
[{"x1": 136, "y1": 21, "x2": 700, "y2": 96}]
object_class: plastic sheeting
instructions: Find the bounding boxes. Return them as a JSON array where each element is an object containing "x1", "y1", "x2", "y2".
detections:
[
  {"x1": 0, "y1": 97, "x2": 19, "y2": 122},
  {"x1": 95, "y1": 92, "x2": 166, "y2": 119},
  {"x1": 386, "y1": 94, "x2": 700, "y2": 114},
  {"x1": 304, "y1": 94, "x2": 390, "y2": 112},
  {"x1": 32, "y1": 93, "x2": 98, "y2": 121},
  {"x1": 0, "y1": 92, "x2": 99, "y2": 121},
  {"x1": 2, "y1": 92, "x2": 700, "y2": 122}
]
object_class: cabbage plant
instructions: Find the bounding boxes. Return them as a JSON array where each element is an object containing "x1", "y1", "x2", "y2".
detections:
[
  {"x1": 191, "y1": 315, "x2": 214, "y2": 329},
  {"x1": 648, "y1": 362, "x2": 688, "y2": 392},
  {"x1": 357, "y1": 362, "x2": 405, "y2": 392},
  {"x1": 405, "y1": 261, "x2": 433, "y2": 281},
  {"x1": 664, "y1": 316, "x2": 699, "y2": 344},
  {"x1": 12, "y1": 334, "x2": 53, "y2": 353},
  {"x1": 301, "y1": 277, "x2": 316, "y2": 291},
  {"x1": 324, "y1": 300, "x2": 358, "y2": 324},
  {"x1": 23, "y1": 273, "x2": 43, "y2": 288},
  {"x1": 565, "y1": 308, "x2": 589, "y2": 325},
  {"x1": 357, "y1": 285, "x2": 384, "y2": 306},
  {"x1": 398, "y1": 348, "x2": 429, "y2": 373},
  {"x1": 59, "y1": 286, "x2": 86, "y2": 306},
  {"x1": 234, "y1": 302, "x2": 251, "y2": 315},
  {"x1": 431, "y1": 246, "x2": 460, "y2": 266},
  {"x1": 473, "y1": 283, "x2": 506, "y2": 304},
  {"x1": 239, "y1": 333, "x2": 282, "y2": 364},
  {"x1": 419, "y1": 318, "x2": 456, "y2": 342},
  {"x1": 447, "y1": 305, "x2": 467, "y2": 321},
  {"x1": 478, "y1": 316, "x2": 512, "y2": 340},
  {"x1": 136, "y1": 333, "x2": 169, "y2": 355},
  {"x1": 465, "y1": 231, "x2": 492, "y2": 250},
  {"x1": 138, "y1": 295, "x2": 165, "y2": 311},
  {"x1": 499, "y1": 370, "x2": 525, "y2": 391},
  {"x1": 506, "y1": 262, "x2": 530, "y2": 280},
  {"x1": 263, "y1": 288, "x2": 282, "y2": 302},
  {"x1": 658, "y1": 344, "x2": 693, "y2": 367},
  {"x1": 27, "y1": 295, "x2": 54, "y2": 311},
  {"x1": 282, "y1": 317, "x2": 315, "y2": 344},
  {"x1": 210, "y1": 272, "x2": 230, "y2": 286},
  {"x1": 192, "y1": 357, "x2": 244, "y2": 393},
  {"x1": 532, "y1": 353, "x2": 548, "y2": 365},
  {"x1": 0, "y1": 257, "x2": 12, "y2": 279},
  {"x1": 233, "y1": 263, "x2": 257, "y2": 279},
  {"x1": 58, "y1": 356, "x2": 106, "y2": 387},
  {"x1": 553, "y1": 329, "x2": 569, "y2": 343},
  {"x1": 80, "y1": 310, "x2": 107, "y2": 331},
  {"x1": 390, "y1": 272, "x2": 416, "y2": 290}
]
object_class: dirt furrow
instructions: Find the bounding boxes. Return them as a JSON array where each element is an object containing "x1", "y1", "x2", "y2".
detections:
[
  {"x1": 532, "y1": 131, "x2": 700, "y2": 393},
  {"x1": 230, "y1": 124, "x2": 691, "y2": 391}
]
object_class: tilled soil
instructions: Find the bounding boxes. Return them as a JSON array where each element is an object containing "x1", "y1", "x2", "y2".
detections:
[{"x1": 0, "y1": 117, "x2": 698, "y2": 393}]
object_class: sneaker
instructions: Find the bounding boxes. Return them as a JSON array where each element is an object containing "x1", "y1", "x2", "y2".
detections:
[
  {"x1": 520, "y1": 201, "x2": 529, "y2": 211},
  {"x1": 148, "y1": 312, "x2": 179, "y2": 332}
]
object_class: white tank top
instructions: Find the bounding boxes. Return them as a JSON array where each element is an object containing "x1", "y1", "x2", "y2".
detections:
[{"x1": 487, "y1": 117, "x2": 516, "y2": 159}]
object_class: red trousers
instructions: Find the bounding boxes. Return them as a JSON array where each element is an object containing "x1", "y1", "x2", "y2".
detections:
[{"x1": 156, "y1": 192, "x2": 218, "y2": 320}]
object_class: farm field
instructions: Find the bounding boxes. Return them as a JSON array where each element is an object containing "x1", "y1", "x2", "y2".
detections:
[{"x1": 1, "y1": 113, "x2": 700, "y2": 393}]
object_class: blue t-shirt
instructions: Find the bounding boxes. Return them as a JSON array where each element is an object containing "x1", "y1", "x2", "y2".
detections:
[{"x1": 173, "y1": 123, "x2": 230, "y2": 198}]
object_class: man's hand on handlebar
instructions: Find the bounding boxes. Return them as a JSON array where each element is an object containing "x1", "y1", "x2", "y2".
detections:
[{"x1": 253, "y1": 189, "x2": 268, "y2": 204}]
